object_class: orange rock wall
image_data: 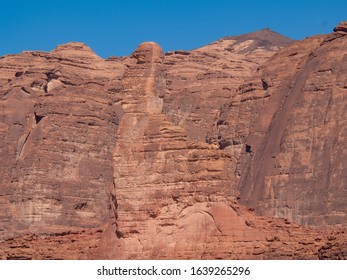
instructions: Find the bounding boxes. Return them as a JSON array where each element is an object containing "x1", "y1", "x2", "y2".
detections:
[{"x1": 0, "y1": 25, "x2": 346, "y2": 259}]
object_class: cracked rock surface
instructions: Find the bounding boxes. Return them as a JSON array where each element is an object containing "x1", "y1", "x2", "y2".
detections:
[{"x1": 0, "y1": 24, "x2": 346, "y2": 259}]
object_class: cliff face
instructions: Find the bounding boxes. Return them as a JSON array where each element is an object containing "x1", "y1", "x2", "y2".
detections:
[
  {"x1": 0, "y1": 24, "x2": 346, "y2": 260},
  {"x1": 0, "y1": 43, "x2": 124, "y2": 238},
  {"x1": 238, "y1": 28, "x2": 347, "y2": 226}
]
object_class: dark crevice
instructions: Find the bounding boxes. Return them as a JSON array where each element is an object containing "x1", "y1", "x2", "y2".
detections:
[
  {"x1": 110, "y1": 193, "x2": 118, "y2": 219},
  {"x1": 245, "y1": 144, "x2": 252, "y2": 153},
  {"x1": 262, "y1": 79, "x2": 269, "y2": 90},
  {"x1": 219, "y1": 139, "x2": 232, "y2": 150},
  {"x1": 6, "y1": 256, "x2": 32, "y2": 260},
  {"x1": 60, "y1": 79, "x2": 78, "y2": 86},
  {"x1": 217, "y1": 119, "x2": 229, "y2": 126},
  {"x1": 205, "y1": 134, "x2": 212, "y2": 144},
  {"x1": 17, "y1": 132, "x2": 31, "y2": 159},
  {"x1": 111, "y1": 194, "x2": 118, "y2": 210},
  {"x1": 21, "y1": 87, "x2": 31, "y2": 94},
  {"x1": 149, "y1": 212, "x2": 158, "y2": 218},
  {"x1": 46, "y1": 71, "x2": 60, "y2": 82},
  {"x1": 174, "y1": 50, "x2": 191, "y2": 55},
  {"x1": 74, "y1": 202, "x2": 88, "y2": 210},
  {"x1": 171, "y1": 194, "x2": 179, "y2": 202},
  {"x1": 34, "y1": 112, "x2": 44, "y2": 124},
  {"x1": 288, "y1": 52, "x2": 298, "y2": 57},
  {"x1": 115, "y1": 229, "x2": 123, "y2": 238}
]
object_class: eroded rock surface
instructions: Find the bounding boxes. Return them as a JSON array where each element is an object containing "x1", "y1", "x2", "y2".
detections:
[
  {"x1": 0, "y1": 25, "x2": 346, "y2": 259},
  {"x1": 238, "y1": 25, "x2": 347, "y2": 226},
  {"x1": 0, "y1": 43, "x2": 124, "y2": 240}
]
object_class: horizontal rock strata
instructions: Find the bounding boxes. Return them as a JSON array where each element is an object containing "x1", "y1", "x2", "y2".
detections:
[{"x1": 0, "y1": 24, "x2": 346, "y2": 259}]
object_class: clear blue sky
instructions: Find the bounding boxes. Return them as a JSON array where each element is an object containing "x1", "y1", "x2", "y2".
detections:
[{"x1": 1, "y1": 0, "x2": 346, "y2": 58}]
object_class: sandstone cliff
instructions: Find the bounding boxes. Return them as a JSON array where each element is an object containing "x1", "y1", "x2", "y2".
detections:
[
  {"x1": 0, "y1": 24, "x2": 346, "y2": 259},
  {"x1": 238, "y1": 26, "x2": 347, "y2": 226}
]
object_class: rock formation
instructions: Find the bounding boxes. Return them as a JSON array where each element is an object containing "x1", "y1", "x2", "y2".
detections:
[
  {"x1": 238, "y1": 24, "x2": 347, "y2": 226},
  {"x1": 0, "y1": 23, "x2": 346, "y2": 259}
]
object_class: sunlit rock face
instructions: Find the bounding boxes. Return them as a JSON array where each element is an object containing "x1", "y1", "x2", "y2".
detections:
[{"x1": 0, "y1": 24, "x2": 346, "y2": 260}]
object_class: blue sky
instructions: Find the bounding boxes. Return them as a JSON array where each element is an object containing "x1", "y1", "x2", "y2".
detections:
[{"x1": 1, "y1": 0, "x2": 346, "y2": 58}]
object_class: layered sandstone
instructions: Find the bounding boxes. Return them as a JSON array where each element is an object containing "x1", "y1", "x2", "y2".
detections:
[
  {"x1": 0, "y1": 43, "x2": 125, "y2": 241},
  {"x1": 0, "y1": 24, "x2": 346, "y2": 259},
  {"x1": 238, "y1": 24, "x2": 347, "y2": 226}
]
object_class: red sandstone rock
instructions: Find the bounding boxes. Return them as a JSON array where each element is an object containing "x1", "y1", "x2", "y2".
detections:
[
  {"x1": 0, "y1": 25, "x2": 346, "y2": 260},
  {"x1": 238, "y1": 25, "x2": 347, "y2": 227},
  {"x1": 333, "y1": 21, "x2": 347, "y2": 33}
]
